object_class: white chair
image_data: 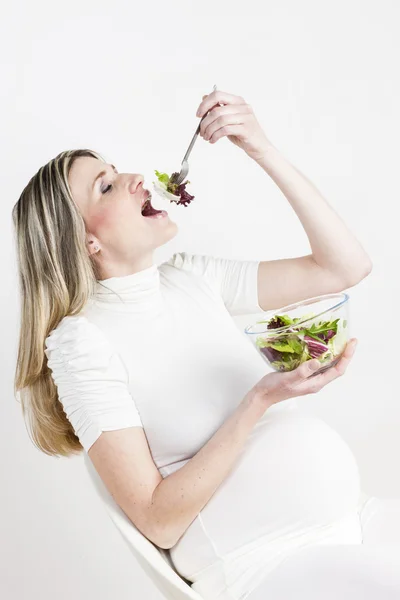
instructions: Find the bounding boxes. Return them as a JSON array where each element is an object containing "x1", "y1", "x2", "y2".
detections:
[{"x1": 83, "y1": 453, "x2": 203, "y2": 600}]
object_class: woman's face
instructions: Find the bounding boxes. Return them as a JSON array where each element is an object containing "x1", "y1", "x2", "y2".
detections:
[{"x1": 68, "y1": 156, "x2": 178, "y2": 277}]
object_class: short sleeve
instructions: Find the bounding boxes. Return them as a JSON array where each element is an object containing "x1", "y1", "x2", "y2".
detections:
[
  {"x1": 44, "y1": 315, "x2": 143, "y2": 453},
  {"x1": 165, "y1": 252, "x2": 262, "y2": 316}
]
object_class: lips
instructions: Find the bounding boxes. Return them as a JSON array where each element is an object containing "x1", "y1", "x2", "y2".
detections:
[
  {"x1": 141, "y1": 190, "x2": 153, "y2": 211},
  {"x1": 141, "y1": 192, "x2": 164, "y2": 217}
]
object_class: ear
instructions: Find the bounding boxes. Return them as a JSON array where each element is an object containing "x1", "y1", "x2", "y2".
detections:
[{"x1": 86, "y1": 237, "x2": 101, "y2": 255}]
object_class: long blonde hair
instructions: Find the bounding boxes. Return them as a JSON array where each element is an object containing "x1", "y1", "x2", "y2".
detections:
[{"x1": 12, "y1": 149, "x2": 106, "y2": 458}]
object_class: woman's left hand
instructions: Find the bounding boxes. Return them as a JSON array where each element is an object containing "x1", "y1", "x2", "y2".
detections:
[{"x1": 196, "y1": 89, "x2": 273, "y2": 162}]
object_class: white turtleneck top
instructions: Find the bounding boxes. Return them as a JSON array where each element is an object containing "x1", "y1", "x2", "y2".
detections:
[{"x1": 45, "y1": 252, "x2": 363, "y2": 600}]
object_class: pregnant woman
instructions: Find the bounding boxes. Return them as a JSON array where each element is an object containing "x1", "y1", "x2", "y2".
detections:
[{"x1": 13, "y1": 90, "x2": 400, "y2": 600}]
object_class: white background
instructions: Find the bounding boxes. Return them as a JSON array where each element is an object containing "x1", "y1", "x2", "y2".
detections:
[{"x1": 1, "y1": 1, "x2": 399, "y2": 598}]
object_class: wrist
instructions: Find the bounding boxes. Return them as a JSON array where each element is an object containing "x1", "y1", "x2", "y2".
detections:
[
  {"x1": 242, "y1": 388, "x2": 273, "y2": 416},
  {"x1": 253, "y1": 143, "x2": 281, "y2": 169}
]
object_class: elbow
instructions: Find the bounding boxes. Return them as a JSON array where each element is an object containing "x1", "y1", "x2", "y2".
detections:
[
  {"x1": 147, "y1": 522, "x2": 180, "y2": 550},
  {"x1": 153, "y1": 534, "x2": 179, "y2": 550},
  {"x1": 156, "y1": 538, "x2": 178, "y2": 550},
  {"x1": 332, "y1": 256, "x2": 373, "y2": 291},
  {"x1": 346, "y1": 257, "x2": 373, "y2": 288},
  {"x1": 363, "y1": 257, "x2": 373, "y2": 278}
]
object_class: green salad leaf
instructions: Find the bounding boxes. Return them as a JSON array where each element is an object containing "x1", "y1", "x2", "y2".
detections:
[
  {"x1": 254, "y1": 312, "x2": 345, "y2": 372},
  {"x1": 155, "y1": 170, "x2": 170, "y2": 186},
  {"x1": 256, "y1": 335, "x2": 304, "y2": 354},
  {"x1": 257, "y1": 314, "x2": 300, "y2": 327},
  {"x1": 154, "y1": 170, "x2": 195, "y2": 207}
]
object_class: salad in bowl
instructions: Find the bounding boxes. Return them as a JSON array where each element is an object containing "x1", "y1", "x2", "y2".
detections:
[{"x1": 244, "y1": 293, "x2": 349, "y2": 374}]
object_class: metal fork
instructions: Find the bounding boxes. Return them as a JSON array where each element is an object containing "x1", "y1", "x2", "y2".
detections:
[{"x1": 171, "y1": 84, "x2": 221, "y2": 187}]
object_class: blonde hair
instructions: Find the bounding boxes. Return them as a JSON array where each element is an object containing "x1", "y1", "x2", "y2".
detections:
[{"x1": 12, "y1": 149, "x2": 106, "y2": 457}]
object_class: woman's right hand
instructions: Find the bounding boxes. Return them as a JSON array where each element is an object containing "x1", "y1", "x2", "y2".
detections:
[{"x1": 247, "y1": 338, "x2": 358, "y2": 410}]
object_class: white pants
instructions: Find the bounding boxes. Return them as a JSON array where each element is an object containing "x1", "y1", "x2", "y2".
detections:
[{"x1": 246, "y1": 497, "x2": 400, "y2": 600}]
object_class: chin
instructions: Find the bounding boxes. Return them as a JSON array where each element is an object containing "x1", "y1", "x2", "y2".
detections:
[
  {"x1": 158, "y1": 219, "x2": 178, "y2": 247},
  {"x1": 168, "y1": 219, "x2": 178, "y2": 234}
]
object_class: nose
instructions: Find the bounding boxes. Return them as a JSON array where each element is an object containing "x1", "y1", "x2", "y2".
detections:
[{"x1": 129, "y1": 175, "x2": 144, "y2": 195}]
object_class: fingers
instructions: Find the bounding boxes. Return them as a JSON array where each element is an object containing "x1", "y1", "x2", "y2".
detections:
[
  {"x1": 286, "y1": 338, "x2": 358, "y2": 396},
  {"x1": 196, "y1": 90, "x2": 245, "y2": 118},
  {"x1": 333, "y1": 338, "x2": 358, "y2": 375},
  {"x1": 199, "y1": 103, "x2": 251, "y2": 139},
  {"x1": 200, "y1": 104, "x2": 250, "y2": 137},
  {"x1": 286, "y1": 357, "x2": 321, "y2": 383},
  {"x1": 208, "y1": 124, "x2": 245, "y2": 144},
  {"x1": 345, "y1": 337, "x2": 358, "y2": 356}
]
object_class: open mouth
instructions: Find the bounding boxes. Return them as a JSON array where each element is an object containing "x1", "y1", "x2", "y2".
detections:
[{"x1": 141, "y1": 194, "x2": 163, "y2": 218}]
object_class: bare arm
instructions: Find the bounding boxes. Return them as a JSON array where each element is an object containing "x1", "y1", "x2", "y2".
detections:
[
  {"x1": 89, "y1": 390, "x2": 266, "y2": 549},
  {"x1": 254, "y1": 145, "x2": 372, "y2": 311},
  {"x1": 89, "y1": 341, "x2": 356, "y2": 549},
  {"x1": 194, "y1": 90, "x2": 372, "y2": 311}
]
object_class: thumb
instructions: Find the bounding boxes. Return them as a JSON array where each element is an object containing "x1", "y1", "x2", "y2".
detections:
[{"x1": 288, "y1": 359, "x2": 321, "y2": 383}]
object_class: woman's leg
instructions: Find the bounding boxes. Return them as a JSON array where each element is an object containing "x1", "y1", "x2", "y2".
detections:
[
  {"x1": 245, "y1": 544, "x2": 400, "y2": 600},
  {"x1": 360, "y1": 496, "x2": 400, "y2": 546}
]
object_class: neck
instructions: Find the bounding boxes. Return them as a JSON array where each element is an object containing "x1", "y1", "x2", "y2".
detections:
[
  {"x1": 97, "y1": 253, "x2": 154, "y2": 280},
  {"x1": 93, "y1": 260, "x2": 161, "y2": 313}
]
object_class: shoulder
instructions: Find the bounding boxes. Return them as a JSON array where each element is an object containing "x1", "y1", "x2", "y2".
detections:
[
  {"x1": 159, "y1": 252, "x2": 222, "y2": 298},
  {"x1": 160, "y1": 251, "x2": 215, "y2": 278},
  {"x1": 160, "y1": 252, "x2": 262, "y2": 316},
  {"x1": 45, "y1": 315, "x2": 124, "y2": 378},
  {"x1": 45, "y1": 316, "x2": 141, "y2": 453},
  {"x1": 45, "y1": 314, "x2": 110, "y2": 353}
]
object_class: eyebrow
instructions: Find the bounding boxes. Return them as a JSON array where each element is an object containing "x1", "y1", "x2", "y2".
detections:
[{"x1": 92, "y1": 164, "x2": 118, "y2": 190}]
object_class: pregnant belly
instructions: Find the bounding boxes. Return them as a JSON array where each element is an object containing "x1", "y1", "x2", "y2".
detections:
[{"x1": 170, "y1": 409, "x2": 361, "y2": 576}]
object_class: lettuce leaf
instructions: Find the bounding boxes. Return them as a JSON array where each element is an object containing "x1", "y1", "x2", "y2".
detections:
[
  {"x1": 254, "y1": 312, "x2": 345, "y2": 372},
  {"x1": 256, "y1": 335, "x2": 304, "y2": 354},
  {"x1": 154, "y1": 169, "x2": 195, "y2": 207},
  {"x1": 155, "y1": 170, "x2": 170, "y2": 185}
]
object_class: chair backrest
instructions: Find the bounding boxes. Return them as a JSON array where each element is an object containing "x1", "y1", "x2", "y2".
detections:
[{"x1": 83, "y1": 453, "x2": 202, "y2": 600}]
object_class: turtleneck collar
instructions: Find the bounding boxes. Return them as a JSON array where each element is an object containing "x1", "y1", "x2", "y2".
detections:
[{"x1": 93, "y1": 263, "x2": 163, "y2": 312}]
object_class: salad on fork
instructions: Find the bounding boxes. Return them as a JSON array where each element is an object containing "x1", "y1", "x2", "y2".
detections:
[
  {"x1": 153, "y1": 170, "x2": 195, "y2": 207},
  {"x1": 153, "y1": 84, "x2": 222, "y2": 208}
]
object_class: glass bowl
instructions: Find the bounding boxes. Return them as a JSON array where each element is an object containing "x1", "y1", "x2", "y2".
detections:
[{"x1": 244, "y1": 293, "x2": 350, "y2": 374}]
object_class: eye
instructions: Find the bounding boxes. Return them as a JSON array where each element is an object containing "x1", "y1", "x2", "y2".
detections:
[
  {"x1": 101, "y1": 183, "x2": 113, "y2": 194},
  {"x1": 100, "y1": 169, "x2": 118, "y2": 194}
]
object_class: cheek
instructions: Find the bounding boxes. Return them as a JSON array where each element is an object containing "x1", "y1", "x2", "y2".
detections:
[
  {"x1": 87, "y1": 204, "x2": 139, "y2": 235},
  {"x1": 88, "y1": 211, "x2": 108, "y2": 230},
  {"x1": 89, "y1": 205, "x2": 122, "y2": 231}
]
